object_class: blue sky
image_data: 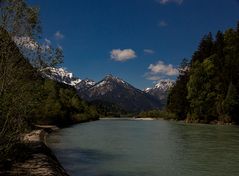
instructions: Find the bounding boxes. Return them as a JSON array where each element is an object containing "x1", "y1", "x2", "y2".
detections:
[{"x1": 29, "y1": 0, "x2": 239, "y2": 89}]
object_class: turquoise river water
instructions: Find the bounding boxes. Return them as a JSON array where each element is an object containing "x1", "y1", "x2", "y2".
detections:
[{"x1": 47, "y1": 118, "x2": 239, "y2": 176}]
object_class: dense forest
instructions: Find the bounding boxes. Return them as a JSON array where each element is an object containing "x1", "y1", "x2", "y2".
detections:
[
  {"x1": 167, "y1": 22, "x2": 239, "y2": 124},
  {"x1": 0, "y1": 0, "x2": 98, "y2": 163}
]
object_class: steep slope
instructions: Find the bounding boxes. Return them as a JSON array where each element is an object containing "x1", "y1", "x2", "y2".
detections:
[
  {"x1": 0, "y1": 27, "x2": 99, "y2": 164},
  {"x1": 78, "y1": 75, "x2": 161, "y2": 112}
]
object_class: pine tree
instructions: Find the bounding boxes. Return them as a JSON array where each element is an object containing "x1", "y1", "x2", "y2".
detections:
[
  {"x1": 191, "y1": 33, "x2": 214, "y2": 63},
  {"x1": 167, "y1": 59, "x2": 190, "y2": 119},
  {"x1": 167, "y1": 21, "x2": 239, "y2": 124},
  {"x1": 222, "y1": 83, "x2": 239, "y2": 123}
]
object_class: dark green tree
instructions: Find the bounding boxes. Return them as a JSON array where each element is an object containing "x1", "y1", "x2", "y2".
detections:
[
  {"x1": 221, "y1": 83, "x2": 239, "y2": 123},
  {"x1": 187, "y1": 58, "x2": 217, "y2": 122},
  {"x1": 167, "y1": 59, "x2": 190, "y2": 120},
  {"x1": 0, "y1": 27, "x2": 40, "y2": 160},
  {"x1": 167, "y1": 21, "x2": 239, "y2": 124}
]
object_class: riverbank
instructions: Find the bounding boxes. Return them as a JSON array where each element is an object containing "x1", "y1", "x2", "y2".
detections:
[
  {"x1": 100, "y1": 117, "x2": 154, "y2": 120},
  {"x1": 2, "y1": 128, "x2": 69, "y2": 176}
]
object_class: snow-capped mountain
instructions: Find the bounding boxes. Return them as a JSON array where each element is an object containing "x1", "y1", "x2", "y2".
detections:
[
  {"x1": 145, "y1": 79, "x2": 174, "y2": 93},
  {"x1": 75, "y1": 79, "x2": 96, "y2": 91},
  {"x1": 154, "y1": 79, "x2": 174, "y2": 91},
  {"x1": 144, "y1": 79, "x2": 174, "y2": 104},
  {"x1": 41, "y1": 68, "x2": 162, "y2": 112},
  {"x1": 41, "y1": 67, "x2": 81, "y2": 86},
  {"x1": 87, "y1": 74, "x2": 132, "y2": 96},
  {"x1": 78, "y1": 74, "x2": 161, "y2": 112}
]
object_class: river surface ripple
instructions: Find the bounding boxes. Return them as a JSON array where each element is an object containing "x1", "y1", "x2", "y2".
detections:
[{"x1": 47, "y1": 119, "x2": 239, "y2": 176}]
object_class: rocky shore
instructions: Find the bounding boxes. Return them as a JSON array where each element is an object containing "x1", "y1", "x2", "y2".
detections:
[{"x1": 3, "y1": 128, "x2": 69, "y2": 176}]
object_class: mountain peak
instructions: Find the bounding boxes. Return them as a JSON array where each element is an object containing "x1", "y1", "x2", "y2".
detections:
[
  {"x1": 102, "y1": 74, "x2": 126, "y2": 84},
  {"x1": 77, "y1": 74, "x2": 161, "y2": 112},
  {"x1": 105, "y1": 74, "x2": 114, "y2": 78},
  {"x1": 104, "y1": 74, "x2": 120, "y2": 81}
]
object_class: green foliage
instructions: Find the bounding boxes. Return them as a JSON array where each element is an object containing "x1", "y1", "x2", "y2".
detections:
[
  {"x1": 0, "y1": 0, "x2": 41, "y2": 38},
  {"x1": 89, "y1": 100, "x2": 128, "y2": 117},
  {"x1": 191, "y1": 33, "x2": 214, "y2": 63},
  {"x1": 0, "y1": 0, "x2": 64, "y2": 69},
  {"x1": 0, "y1": 27, "x2": 39, "y2": 161},
  {"x1": 221, "y1": 83, "x2": 239, "y2": 123},
  {"x1": 32, "y1": 79, "x2": 99, "y2": 126},
  {"x1": 0, "y1": 27, "x2": 98, "y2": 162},
  {"x1": 187, "y1": 58, "x2": 217, "y2": 122},
  {"x1": 167, "y1": 22, "x2": 239, "y2": 124},
  {"x1": 167, "y1": 59, "x2": 190, "y2": 119},
  {"x1": 0, "y1": 0, "x2": 98, "y2": 165},
  {"x1": 137, "y1": 109, "x2": 177, "y2": 119}
]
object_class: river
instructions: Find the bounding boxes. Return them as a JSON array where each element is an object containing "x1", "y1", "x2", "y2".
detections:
[{"x1": 47, "y1": 118, "x2": 239, "y2": 176}]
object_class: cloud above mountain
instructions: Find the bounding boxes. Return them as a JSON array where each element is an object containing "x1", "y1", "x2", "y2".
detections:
[
  {"x1": 145, "y1": 60, "x2": 178, "y2": 81},
  {"x1": 149, "y1": 61, "x2": 178, "y2": 76},
  {"x1": 110, "y1": 49, "x2": 137, "y2": 62}
]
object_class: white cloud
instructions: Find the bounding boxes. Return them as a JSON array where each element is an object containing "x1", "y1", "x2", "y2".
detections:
[
  {"x1": 148, "y1": 61, "x2": 178, "y2": 76},
  {"x1": 110, "y1": 49, "x2": 136, "y2": 62},
  {"x1": 158, "y1": 20, "x2": 168, "y2": 27},
  {"x1": 145, "y1": 60, "x2": 178, "y2": 81},
  {"x1": 144, "y1": 49, "x2": 155, "y2": 54},
  {"x1": 54, "y1": 31, "x2": 64, "y2": 40},
  {"x1": 156, "y1": 0, "x2": 183, "y2": 5}
]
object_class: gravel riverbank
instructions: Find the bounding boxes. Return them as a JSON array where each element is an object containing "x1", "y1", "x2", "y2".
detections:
[{"x1": 3, "y1": 129, "x2": 69, "y2": 176}]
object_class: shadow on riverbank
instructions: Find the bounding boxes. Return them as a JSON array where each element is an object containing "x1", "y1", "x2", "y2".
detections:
[{"x1": 1, "y1": 129, "x2": 69, "y2": 176}]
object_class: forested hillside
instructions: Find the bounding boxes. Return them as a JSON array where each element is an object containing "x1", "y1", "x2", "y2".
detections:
[
  {"x1": 0, "y1": 0, "x2": 98, "y2": 162},
  {"x1": 0, "y1": 25, "x2": 98, "y2": 163},
  {"x1": 167, "y1": 22, "x2": 239, "y2": 124}
]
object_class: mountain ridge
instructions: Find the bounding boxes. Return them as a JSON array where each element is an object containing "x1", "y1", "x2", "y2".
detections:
[
  {"x1": 78, "y1": 74, "x2": 161, "y2": 112},
  {"x1": 42, "y1": 67, "x2": 163, "y2": 112}
]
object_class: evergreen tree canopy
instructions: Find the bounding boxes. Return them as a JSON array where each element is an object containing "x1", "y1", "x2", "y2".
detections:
[{"x1": 167, "y1": 22, "x2": 239, "y2": 124}]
